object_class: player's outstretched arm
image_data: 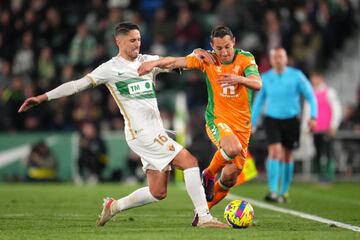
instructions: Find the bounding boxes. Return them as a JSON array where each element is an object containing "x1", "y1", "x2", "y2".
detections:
[
  {"x1": 138, "y1": 48, "x2": 217, "y2": 76},
  {"x1": 138, "y1": 57, "x2": 187, "y2": 76},
  {"x1": 18, "y1": 77, "x2": 92, "y2": 113},
  {"x1": 18, "y1": 94, "x2": 48, "y2": 112}
]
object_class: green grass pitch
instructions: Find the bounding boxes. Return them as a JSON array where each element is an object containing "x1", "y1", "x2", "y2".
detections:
[{"x1": 0, "y1": 182, "x2": 359, "y2": 240}]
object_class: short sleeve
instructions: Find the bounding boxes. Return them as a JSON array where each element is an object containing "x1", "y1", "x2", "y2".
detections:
[
  {"x1": 86, "y1": 62, "x2": 111, "y2": 87},
  {"x1": 185, "y1": 54, "x2": 205, "y2": 72},
  {"x1": 242, "y1": 54, "x2": 260, "y2": 77}
]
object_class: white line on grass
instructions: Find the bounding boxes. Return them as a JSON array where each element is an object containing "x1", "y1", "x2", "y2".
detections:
[{"x1": 227, "y1": 193, "x2": 360, "y2": 233}]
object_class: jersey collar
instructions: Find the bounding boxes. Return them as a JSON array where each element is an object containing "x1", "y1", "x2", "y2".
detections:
[{"x1": 220, "y1": 48, "x2": 238, "y2": 65}]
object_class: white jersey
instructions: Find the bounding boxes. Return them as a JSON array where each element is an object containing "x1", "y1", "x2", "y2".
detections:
[{"x1": 86, "y1": 54, "x2": 164, "y2": 140}]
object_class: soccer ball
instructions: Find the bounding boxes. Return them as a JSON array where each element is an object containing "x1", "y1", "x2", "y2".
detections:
[{"x1": 224, "y1": 200, "x2": 254, "y2": 228}]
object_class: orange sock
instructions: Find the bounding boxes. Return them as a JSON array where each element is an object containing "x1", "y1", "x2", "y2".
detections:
[
  {"x1": 208, "y1": 180, "x2": 230, "y2": 209},
  {"x1": 206, "y1": 150, "x2": 229, "y2": 177}
]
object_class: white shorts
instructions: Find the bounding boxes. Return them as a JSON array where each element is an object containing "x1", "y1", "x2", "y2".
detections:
[{"x1": 127, "y1": 129, "x2": 183, "y2": 172}]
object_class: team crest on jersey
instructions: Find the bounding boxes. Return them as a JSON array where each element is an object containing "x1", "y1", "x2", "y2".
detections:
[
  {"x1": 215, "y1": 66, "x2": 222, "y2": 73},
  {"x1": 168, "y1": 144, "x2": 175, "y2": 151},
  {"x1": 233, "y1": 66, "x2": 241, "y2": 74}
]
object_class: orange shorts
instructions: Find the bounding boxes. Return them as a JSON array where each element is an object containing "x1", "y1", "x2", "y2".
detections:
[{"x1": 206, "y1": 120, "x2": 251, "y2": 169}]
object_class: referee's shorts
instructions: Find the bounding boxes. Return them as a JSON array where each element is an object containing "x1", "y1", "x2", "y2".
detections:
[{"x1": 264, "y1": 116, "x2": 300, "y2": 150}]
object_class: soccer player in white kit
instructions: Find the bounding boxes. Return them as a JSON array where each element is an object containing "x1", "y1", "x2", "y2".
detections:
[{"x1": 18, "y1": 22, "x2": 227, "y2": 228}]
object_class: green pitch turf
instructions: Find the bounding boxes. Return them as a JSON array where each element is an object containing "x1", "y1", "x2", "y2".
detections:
[{"x1": 0, "y1": 182, "x2": 359, "y2": 240}]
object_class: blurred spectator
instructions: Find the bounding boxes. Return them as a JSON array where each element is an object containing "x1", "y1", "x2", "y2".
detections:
[
  {"x1": 172, "y1": 6, "x2": 202, "y2": 54},
  {"x1": 125, "y1": 150, "x2": 144, "y2": 184},
  {"x1": 352, "y1": 84, "x2": 360, "y2": 131},
  {"x1": 1, "y1": 76, "x2": 25, "y2": 131},
  {"x1": 196, "y1": 0, "x2": 216, "y2": 36},
  {"x1": 26, "y1": 141, "x2": 57, "y2": 182},
  {"x1": 340, "y1": 104, "x2": 357, "y2": 130},
  {"x1": 151, "y1": 8, "x2": 174, "y2": 44},
  {"x1": 72, "y1": 91, "x2": 102, "y2": 126},
  {"x1": 85, "y1": 0, "x2": 108, "y2": 33},
  {"x1": 137, "y1": 0, "x2": 164, "y2": 21},
  {"x1": 102, "y1": 95, "x2": 124, "y2": 130},
  {"x1": 263, "y1": 10, "x2": 282, "y2": 52},
  {"x1": 292, "y1": 20, "x2": 322, "y2": 74},
  {"x1": 60, "y1": 64, "x2": 75, "y2": 83},
  {"x1": 22, "y1": 82, "x2": 51, "y2": 131},
  {"x1": 69, "y1": 23, "x2": 97, "y2": 72},
  {"x1": 77, "y1": 121, "x2": 108, "y2": 184},
  {"x1": 49, "y1": 97, "x2": 75, "y2": 131},
  {"x1": 12, "y1": 31, "x2": 35, "y2": 76},
  {"x1": 149, "y1": 7, "x2": 174, "y2": 55},
  {"x1": 215, "y1": 0, "x2": 240, "y2": 31},
  {"x1": 37, "y1": 46, "x2": 56, "y2": 89},
  {"x1": 0, "y1": 61, "x2": 11, "y2": 89},
  {"x1": 104, "y1": 7, "x2": 123, "y2": 57},
  {"x1": 310, "y1": 71, "x2": 342, "y2": 182},
  {"x1": 39, "y1": 7, "x2": 70, "y2": 64},
  {"x1": 90, "y1": 45, "x2": 108, "y2": 70},
  {"x1": 0, "y1": 10, "x2": 14, "y2": 61}
]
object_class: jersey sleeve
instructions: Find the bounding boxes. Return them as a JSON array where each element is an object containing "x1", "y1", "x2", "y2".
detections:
[
  {"x1": 185, "y1": 54, "x2": 205, "y2": 72},
  {"x1": 242, "y1": 53, "x2": 260, "y2": 77},
  {"x1": 86, "y1": 62, "x2": 111, "y2": 87},
  {"x1": 251, "y1": 76, "x2": 267, "y2": 126},
  {"x1": 297, "y1": 71, "x2": 317, "y2": 119}
]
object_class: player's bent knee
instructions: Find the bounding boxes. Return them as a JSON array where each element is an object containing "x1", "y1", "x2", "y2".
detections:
[
  {"x1": 223, "y1": 145, "x2": 242, "y2": 159},
  {"x1": 150, "y1": 189, "x2": 167, "y2": 200}
]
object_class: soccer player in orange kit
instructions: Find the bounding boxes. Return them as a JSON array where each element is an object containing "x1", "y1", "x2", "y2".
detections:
[{"x1": 138, "y1": 26, "x2": 262, "y2": 213}]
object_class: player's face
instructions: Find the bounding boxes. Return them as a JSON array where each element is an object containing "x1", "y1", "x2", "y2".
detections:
[
  {"x1": 311, "y1": 74, "x2": 323, "y2": 88},
  {"x1": 116, "y1": 29, "x2": 141, "y2": 61},
  {"x1": 210, "y1": 35, "x2": 235, "y2": 63},
  {"x1": 270, "y1": 48, "x2": 288, "y2": 70}
]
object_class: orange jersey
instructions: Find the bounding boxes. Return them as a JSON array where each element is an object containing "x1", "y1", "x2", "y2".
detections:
[{"x1": 186, "y1": 49, "x2": 260, "y2": 135}]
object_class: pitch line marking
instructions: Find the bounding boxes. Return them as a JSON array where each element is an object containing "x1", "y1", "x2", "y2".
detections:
[{"x1": 227, "y1": 193, "x2": 360, "y2": 233}]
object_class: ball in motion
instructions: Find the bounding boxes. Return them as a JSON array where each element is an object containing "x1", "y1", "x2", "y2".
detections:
[{"x1": 224, "y1": 200, "x2": 254, "y2": 228}]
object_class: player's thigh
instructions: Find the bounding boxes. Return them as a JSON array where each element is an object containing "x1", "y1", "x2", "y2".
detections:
[
  {"x1": 146, "y1": 169, "x2": 170, "y2": 199},
  {"x1": 206, "y1": 121, "x2": 241, "y2": 158},
  {"x1": 171, "y1": 148, "x2": 198, "y2": 170}
]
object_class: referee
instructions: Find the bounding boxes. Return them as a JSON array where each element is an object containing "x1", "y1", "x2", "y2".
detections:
[{"x1": 252, "y1": 48, "x2": 317, "y2": 203}]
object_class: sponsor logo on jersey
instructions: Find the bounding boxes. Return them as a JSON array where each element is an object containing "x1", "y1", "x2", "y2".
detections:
[
  {"x1": 128, "y1": 80, "x2": 153, "y2": 95},
  {"x1": 233, "y1": 65, "x2": 241, "y2": 74},
  {"x1": 220, "y1": 84, "x2": 239, "y2": 98}
]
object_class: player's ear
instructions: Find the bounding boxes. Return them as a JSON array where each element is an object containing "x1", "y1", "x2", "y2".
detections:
[{"x1": 115, "y1": 36, "x2": 121, "y2": 46}]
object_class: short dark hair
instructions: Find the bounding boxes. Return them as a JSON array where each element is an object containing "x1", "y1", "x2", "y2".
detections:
[
  {"x1": 114, "y1": 22, "x2": 140, "y2": 36},
  {"x1": 210, "y1": 26, "x2": 234, "y2": 40}
]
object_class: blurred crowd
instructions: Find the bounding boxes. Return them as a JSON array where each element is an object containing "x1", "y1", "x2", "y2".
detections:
[{"x1": 0, "y1": 0, "x2": 359, "y2": 135}]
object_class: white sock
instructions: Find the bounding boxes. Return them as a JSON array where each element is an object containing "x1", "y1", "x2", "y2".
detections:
[
  {"x1": 183, "y1": 167, "x2": 212, "y2": 221},
  {"x1": 114, "y1": 187, "x2": 158, "y2": 212}
]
